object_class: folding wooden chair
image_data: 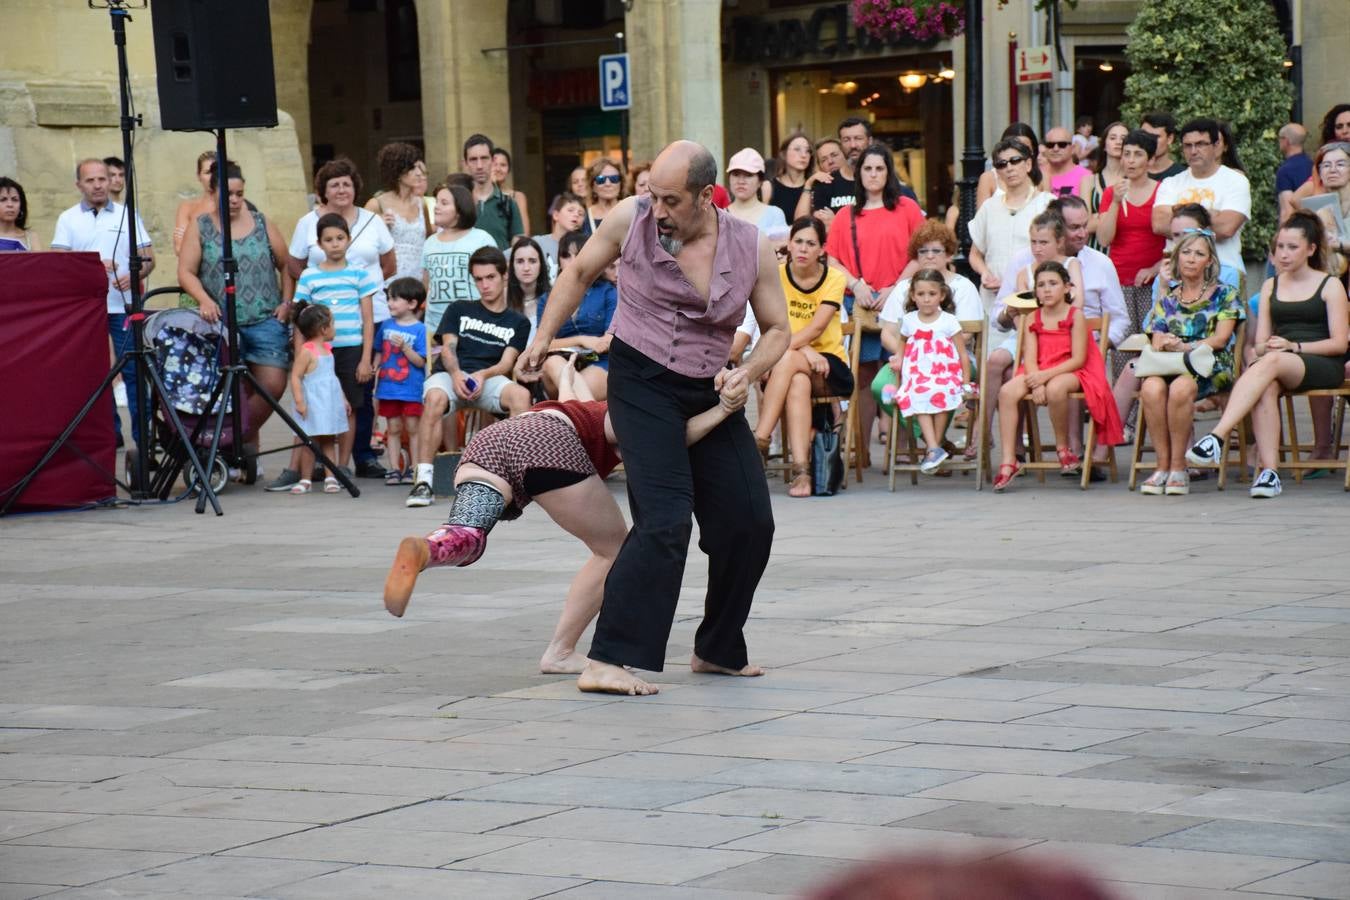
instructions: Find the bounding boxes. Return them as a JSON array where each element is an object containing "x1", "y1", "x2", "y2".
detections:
[
  {"x1": 763, "y1": 318, "x2": 862, "y2": 489},
  {"x1": 846, "y1": 306, "x2": 880, "y2": 484},
  {"x1": 1280, "y1": 379, "x2": 1350, "y2": 490},
  {"x1": 1017, "y1": 313, "x2": 1116, "y2": 490},
  {"x1": 1128, "y1": 321, "x2": 1247, "y2": 491},
  {"x1": 887, "y1": 318, "x2": 989, "y2": 490}
]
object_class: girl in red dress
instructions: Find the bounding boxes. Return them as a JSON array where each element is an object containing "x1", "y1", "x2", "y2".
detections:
[{"x1": 993, "y1": 261, "x2": 1123, "y2": 491}]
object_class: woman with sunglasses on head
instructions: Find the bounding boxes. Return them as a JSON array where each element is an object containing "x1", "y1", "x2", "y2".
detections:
[{"x1": 582, "y1": 158, "x2": 624, "y2": 236}]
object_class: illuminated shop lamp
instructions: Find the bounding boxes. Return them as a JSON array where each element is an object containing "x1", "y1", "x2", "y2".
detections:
[
  {"x1": 938, "y1": 65, "x2": 956, "y2": 79},
  {"x1": 1282, "y1": 58, "x2": 1294, "y2": 68},
  {"x1": 818, "y1": 88, "x2": 830, "y2": 94},
  {"x1": 1098, "y1": 61, "x2": 1114, "y2": 72},
  {"x1": 898, "y1": 72, "x2": 928, "y2": 91},
  {"x1": 830, "y1": 81, "x2": 859, "y2": 95}
]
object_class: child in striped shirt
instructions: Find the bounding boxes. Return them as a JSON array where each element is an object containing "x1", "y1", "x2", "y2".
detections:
[{"x1": 292, "y1": 212, "x2": 380, "y2": 469}]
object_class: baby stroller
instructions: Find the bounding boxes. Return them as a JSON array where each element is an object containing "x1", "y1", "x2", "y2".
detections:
[{"x1": 134, "y1": 308, "x2": 254, "y2": 497}]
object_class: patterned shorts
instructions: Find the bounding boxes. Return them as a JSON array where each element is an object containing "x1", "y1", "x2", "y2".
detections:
[{"x1": 459, "y1": 412, "x2": 595, "y2": 520}]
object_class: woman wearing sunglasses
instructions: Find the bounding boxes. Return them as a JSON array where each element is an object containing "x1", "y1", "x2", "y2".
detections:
[
  {"x1": 583, "y1": 158, "x2": 625, "y2": 236},
  {"x1": 968, "y1": 137, "x2": 1054, "y2": 315}
]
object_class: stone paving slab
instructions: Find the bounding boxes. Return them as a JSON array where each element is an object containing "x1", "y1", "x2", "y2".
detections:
[{"x1": 5, "y1": 472, "x2": 1350, "y2": 896}]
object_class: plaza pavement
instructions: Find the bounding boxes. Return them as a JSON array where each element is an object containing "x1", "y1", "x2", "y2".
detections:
[{"x1": 3, "y1": 460, "x2": 1350, "y2": 899}]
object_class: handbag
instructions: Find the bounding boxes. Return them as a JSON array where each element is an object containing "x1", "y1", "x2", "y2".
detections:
[
  {"x1": 1132, "y1": 343, "x2": 1215, "y2": 378},
  {"x1": 811, "y1": 422, "x2": 845, "y2": 496}
]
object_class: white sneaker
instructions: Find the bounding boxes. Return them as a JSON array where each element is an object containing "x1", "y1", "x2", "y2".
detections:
[
  {"x1": 1185, "y1": 433, "x2": 1223, "y2": 466},
  {"x1": 1249, "y1": 468, "x2": 1282, "y2": 499}
]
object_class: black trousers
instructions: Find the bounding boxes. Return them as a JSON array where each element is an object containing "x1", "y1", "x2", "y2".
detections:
[{"x1": 589, "y1": 338, "x2": 775, "y2": 672}]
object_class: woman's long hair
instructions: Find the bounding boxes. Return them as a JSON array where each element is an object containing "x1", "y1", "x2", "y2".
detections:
[
  {"x1": 852, "y1": 143, "x2": 904, "y2": 214},
  {"x1": 507, "y1": 237, "x2": 551, "y2": 314},
  {"x1": 1278, "y1": 208, "x2": 1327, "y2": 272}
]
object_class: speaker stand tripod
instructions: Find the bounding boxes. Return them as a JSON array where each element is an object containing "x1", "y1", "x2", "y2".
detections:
[
  {"x1": 1, "y1": 0, "x2": 221, "y2": 517},
  {"x1": 193, "y1": 128, "x2": 359, "y2": 513}
]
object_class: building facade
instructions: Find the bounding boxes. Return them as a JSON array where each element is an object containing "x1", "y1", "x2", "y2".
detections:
[{"x1": 2, "y1": 0, "x2": 1342, "y2": 288}]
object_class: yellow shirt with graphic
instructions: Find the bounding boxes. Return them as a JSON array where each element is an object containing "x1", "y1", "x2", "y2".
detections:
[{"x1": 779, "y1": 265, "x2": 847, "y2": 363}]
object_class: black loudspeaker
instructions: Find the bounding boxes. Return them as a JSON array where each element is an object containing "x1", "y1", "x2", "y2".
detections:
[{"x1": 150, "y1": 0, "x2": 279, "y2": 131}]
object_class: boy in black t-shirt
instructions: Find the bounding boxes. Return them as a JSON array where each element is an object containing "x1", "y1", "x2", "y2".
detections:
[{"x1": 407, "y1": 246, "x2": 530, "y2": 506}]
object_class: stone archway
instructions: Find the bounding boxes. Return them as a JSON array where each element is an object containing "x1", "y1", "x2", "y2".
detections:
[{"x1": 271, "y1": 0, "x2": 510, "y2": 190}]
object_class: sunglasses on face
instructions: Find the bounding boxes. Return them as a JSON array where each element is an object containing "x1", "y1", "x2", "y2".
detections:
[
  {"x1": 916, "y1": 247, "x2": 945, "y2": 256},
  {"x1": 992, "y1": 156, "x2": 1027, "y2": 169},
  {"x1": 593, "y1": 174, "x2": 622, "y2": 185},
  {"x1": 1044, "y1": 141, "x2": 1071, "y2": 150}
]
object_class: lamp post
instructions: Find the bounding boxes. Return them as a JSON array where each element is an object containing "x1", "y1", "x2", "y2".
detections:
[{"x1": 955, "y1": 0, "x2": 984, "y2": 279}]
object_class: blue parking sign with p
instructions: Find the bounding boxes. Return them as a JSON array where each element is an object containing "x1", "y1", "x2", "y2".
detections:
[{"x1": 599, "y1": 53, "x2": 630, "y2": 111}]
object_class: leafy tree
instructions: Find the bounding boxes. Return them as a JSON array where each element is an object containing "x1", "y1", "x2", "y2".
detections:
[{"x1": 1121, "y1": 0, "x2": 1292, "y2": 260}]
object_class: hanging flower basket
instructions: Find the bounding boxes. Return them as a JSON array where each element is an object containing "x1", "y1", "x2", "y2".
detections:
[{"x1": 851, "y1": 0, "x2": 966, "y2": 43}]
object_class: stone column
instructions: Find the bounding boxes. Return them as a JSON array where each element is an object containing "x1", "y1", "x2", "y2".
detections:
[
  {"x1": 417, "y1": 0, "x2": 511, "y2": 182},
  {"x1": 270, "y1": 0, "x2": 315, "y2": 180},
  {"x1": 626, "y1": 0, "x2": 723, "y2": 169}
]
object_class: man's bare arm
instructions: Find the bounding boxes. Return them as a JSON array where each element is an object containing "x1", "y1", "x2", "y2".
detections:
[
  {"x1": 518, "y1": 197, "x2": 636, "y2": 379},
  {"x1": 737, "y1": 235, "x2": 791, "y2": 384}
]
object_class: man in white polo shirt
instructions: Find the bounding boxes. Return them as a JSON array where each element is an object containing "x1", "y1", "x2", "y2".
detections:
[
  {"x1": 1151, "y1": 118, "x2": 1251, "y2": 274},
  {"x1": 51, "y1": 158, "x2": 155, "y2": 446}
]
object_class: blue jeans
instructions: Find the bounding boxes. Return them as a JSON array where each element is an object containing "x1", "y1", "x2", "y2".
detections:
[{"x1": 108, "y1": 313, "x2": 141, "y2": 444}]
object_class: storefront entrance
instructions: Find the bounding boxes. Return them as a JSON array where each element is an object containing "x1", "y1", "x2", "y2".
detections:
[{"x1": 770, "y1": 52, "x2": 955, "y2": 215}]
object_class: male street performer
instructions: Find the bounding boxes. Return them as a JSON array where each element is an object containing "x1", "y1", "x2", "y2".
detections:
[{"x1": 517, "y1": 140, "x2": 790, "y2": 696}]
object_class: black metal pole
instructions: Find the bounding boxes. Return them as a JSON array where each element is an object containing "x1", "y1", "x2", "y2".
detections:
[
  {"x1": 955, "y1": 0, "x2": 985, "y2": 278},
  {"x1": 199, "y1": 129, "x2": 245, "y2": 487},
  {"x1": 110, "y1": 4, "x2": 152, "y2": 498}
]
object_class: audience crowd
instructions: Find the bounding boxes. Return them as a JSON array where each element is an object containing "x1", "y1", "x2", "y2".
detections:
[{"x1": 10, "y1": 101, "x2": 1350, "y2": 502}]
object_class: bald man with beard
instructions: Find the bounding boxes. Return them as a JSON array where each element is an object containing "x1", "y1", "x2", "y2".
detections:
[{"x1": 518, "y1": 140, "x2": 791, "y2": 696}]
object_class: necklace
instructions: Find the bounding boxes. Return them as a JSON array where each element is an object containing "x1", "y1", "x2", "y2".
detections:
[{"x1": 1002, "y1": 185, "x2": 1035, "y2": 212}]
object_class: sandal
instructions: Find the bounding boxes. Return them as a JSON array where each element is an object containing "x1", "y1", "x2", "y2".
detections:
[
  {"x1": 992, "y1": 462, "x2": 1020, "y2": 492},
  {"x1": 787, "y1": 467, "x2": 812, "y2": 498},
  {"x1": 1164, "y1": 470, "x2": 1190, "y2": 496},
  {"x1": 1056, "y1": 447, "x2": 1082, "y2": 476},
  {"x1": 289, "y1": 479, "x2": 312, "y2": 495},
  {"x1": 323, "y1": 476, "x2": 341, "y2": 494},
  {"x1": 1139, "y1": 470, "x2": 1168, "y2": 496}
]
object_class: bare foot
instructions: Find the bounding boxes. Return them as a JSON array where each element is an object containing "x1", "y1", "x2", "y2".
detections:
[
  {"x1": 577, "y1": 660, "x2": 658, "y2": 695},
  {"x1": 691, "y1": 653, "x2": 765, "y2": 677},
  {"x1": 383, "y1": 536, "x2": 428, "y2": 617},
  {"x1": 539, "y1": 647, "x2": 587, "y2": 675}
]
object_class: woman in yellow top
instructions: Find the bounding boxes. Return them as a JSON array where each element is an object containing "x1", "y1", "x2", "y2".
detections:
[{"x1": 752, "y1": 217, "x2": 854, "y2": 497}]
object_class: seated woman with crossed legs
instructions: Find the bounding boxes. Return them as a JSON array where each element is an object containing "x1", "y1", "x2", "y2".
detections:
[
  {"x1": 751, "y1": 217, "x2": 854, "y2": 497},
  {"x1": 1187, "y1": 210, "x2": 1350, "y2": 498}
]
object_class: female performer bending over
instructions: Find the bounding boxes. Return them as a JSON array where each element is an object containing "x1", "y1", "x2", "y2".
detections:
[{"x1": 384, "y1": 362, "x2": 745, "y2": 675}]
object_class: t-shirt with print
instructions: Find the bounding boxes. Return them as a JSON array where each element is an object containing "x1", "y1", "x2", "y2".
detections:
[
  {"x1": 811, "y1": 175, "x2": 919, "y2": 217},
  {"x1": 811, "y1": 175, "x2": 857, "y2": 217},
  {"x1": 374, "y1": 319, "x2": 429, "y2": 402},
  {"x1": 293, "y1": 264, "x2": 380, "y2": 349},
  {"x1": 422, "y1": 228, "x2": 497, "y2": 333},
  {"x1": 433, "y1": 300, "x2": 530, "y2": 375},
  {"x1": 288, "y1": 209, "x2": 394, "y2": 322},
  {"x1": 1155, "y1": 165, "x2": 1251, "y2": 271},
  {"x1": 779, "y1": 265, "x2": 847, "y2": 362}
]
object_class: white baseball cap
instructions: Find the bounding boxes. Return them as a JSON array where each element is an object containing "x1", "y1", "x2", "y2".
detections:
[{"x1": 726, "y1": 147, "x2": 766, "y2": 175}]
